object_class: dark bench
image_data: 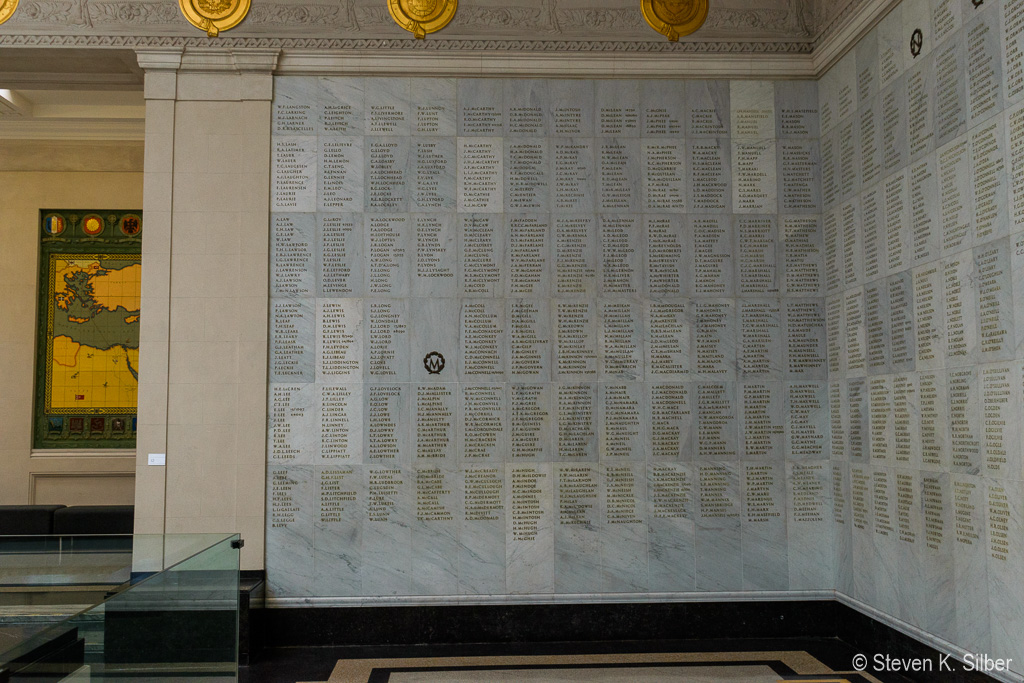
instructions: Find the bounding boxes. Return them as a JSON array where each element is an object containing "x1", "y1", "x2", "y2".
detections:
[{"x1": 0, "y1": 505, "x2": 133, "y2": 537}]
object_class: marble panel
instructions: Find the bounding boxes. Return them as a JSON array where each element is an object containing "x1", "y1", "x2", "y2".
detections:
[
  {"x1": 835, "y1": 50, "x2": 860, "y2": 124},
  {"x1": 986, "y1": 478, "x2": 1024, "y2": 670},
  {"x1": 273, "y1": 76, "x2": 317, "y2": 136},
  {"x1": 364, "y1": 78, "x2": 411, "y2": 136},
  {"x1": 864, "y1": 281, "x2": 891, "y2": 374},
  {"x1": 837, "y1": 118, "x2": 858, "y2": 201},
  {"x1": 891, "y1": 373, "x2": 920, "y2": 469},
  {"x1": 549, "y1": 80, "x2": 595, "y2": 137},
  {"x1": 458, "y1": 466, "x2": 506, "y2": 594},
  {"x1": 818, "y1": 65, "x2": 836, "y2": 135},
  {"x1": 965, "y1": 5, "x2": 1005, "y2": 128},
  {"x1": 696, "y1": 383, "x2": 739, "y2": 461},
  {"x1": 918, "y1": 371, "x2": 951, "y2": 471},
  {"x1": 318, "y1": 383, "x2": 362, "y2": 463},
  {"x1": 313, "y1": 465, "x2": 362, "y2": 596},
  {"x1": 273, "y1": 136, "x2": 317, "y2": 212},
  {"x1": 881, "y1": 77, "x2": 909, "y2": 174},
  {"x1": 641, "y1": 80, "x2": 684, "y2": 138},
  {"x1": 943, "y1": 251, "x2": 980, "y2": 367},
  {"x1": 829, "y1": 381, "x2": 848, "y2": 463},
  {"x1": 642, "y1": 140, "x2": 686, "y2": 212},
  {"x1": 599, "y1": 301, "x2": 643, "y2": 381},
  {"x1": 860, "y1": 186, "x2": 885, "y2": 283},
  {"x1": 970, "y1": 117, "x2": 1011, "y2": 245},
  {"x1": 506, "y1": 463, "x2": 555, "y2": 594},
  {"x1": 410, "y1": 138, "x2": 456, "y2": 213},
  {"x1": 686, "y1": 138, "x2": 731, "y2": 213},
  {"x1": 458, "y1": 79, "x2": 503, "y2": 136},
  {"x1": 459, "y1": 215, "x2": 505, "y2": 297},
  {"x1": 552, "y1": 139, "x2": 596, "y2": 213},
  {"x1": 361, "y1": 465, "x2": 412, "y2": 595},
  {"x1": 732, "y1": 141, "x2": 777, "y2": 213},
  {"x1": 685, "y1": 80, "x2": 730, "y2": 137},
  {"x1": 974, "y1": 239, "x2": 1015, "y2": 362},
  {"x1": 364, "y1": 384, "x2": 412, "y2": 465},
  {"x1": 269, "y1": 383, "x2": 316, "y2": 465},
  {"x1": 825, "y1": 294, "x2": 845, "y2": 376},
  {"x1": 459, "y1": 299, "x2": 506, "y2": 383},
  {"x1": 459, "y1": 385, "x2": 507, "y2": 464},
  {"x1": 742, "y1": 461, "x2": 788, "y2": 590},
  {"x1": 848, "y1": 379, "x2": 869, "y2": 463},
  {"x1": 414, "y1": 384, "x2": 458, "y2": 464},
  {"x1": 877, "y1": 4, "x2": 907, "y2": 90},
  {"x1": 909, "y1": 157, "x2": 941, "y2": 267},
  {"x1": 319, "y1": 137, "x2": 363, "y2": 212},
  {"x1": 411, "y1": 214, "x2": 457, "y2": 297},
  {"x1": 270, "y1": 298, "x2": 315, "y2": 383},
  {"x1": 858, "y1": 88, "x2": 884, "y2": 194},
  {"x1": 738, "y1": 299, "x2": 783, "y2": 379},
  {"x1": 868, "y1": 376, "x2": 893, "y2": 464},
  {"x1": 364, "y1": 299, "x2": 410, "y2": 382},
  {"x1": 787, "y1": 461, "x2": 832, "y2": 590},
  {"x1": 555, "y1": 383, "x2": 598, "y2": 462},
  {"x1": 912, "y1": 262, "x2": 945, "y2": 370},
  {"x1": 1014, "y1": 231, "x2": 1024, "y2": 360},
  {"x1": 364, "y1": 137, "x2": 409, "y2": 212},
  {"x1": 849, "y1": 465, "x2": 877, "y2": 606},
  {"x1": 602, "y1": 462, "x2": 649, "y2": 592},
  {"x1": 504, "y1": 79, "x2": 550, "y2": 137},
  {"x1": 647, "y1": 462, "x2": 696, "y2": 591},
  {"x1": 693, "y1": 300, "x2": 737, "y2": 381},
  {"x1": 841, "y1": 200, "x2": 861, "y2": 289},
  {"x1": 951, "y1": 474, "x2": 992, "y2": 653},
  {"x1": 781, "y1": 216, "x2": 822, "y2": 297},
  {"x1": 457, "y1": 138, "x2": 503, "y2": 213},
  {"x1": 507, "y1": 214, "x2": 552, "y2": 297},
  {"x1": 318, "y1": 214, "x2": 364, "y2": 297},
  {"x1": 739, "y1": 381, "x2": 784, "y2": 460},
  {"x1": 855, "y1": 27, "x2": 879, "y2": 105},
  {"x1": 316, "y1": 299, "x2": 362, "y2": 383},
  {"x1": 647, "y1": 383, "x2": 694, "y2": 461},
  {"x1": 272, "y1": 213, "x2": 316, "y2": 298},
  {"x1": 888, "y1": 272, "x2": 917, "y2": 372},
  {"x1": 553, "y1": 463, "x2": 603, "y2": 593},
  {"x1": 774, "y1": 80, "x2": 819, "y2": 139},
  {"x1": 319, "y1": 77, "x2": 364, "y2": 137},
  {"x1": 824, "y1": 209, "x2": 841, "y2": 295},
  {"x1": 844, "y1": 288, "x2": 867, "y2": 377},
  {"x1": 891, "y1": 468, "x2": 923, "y2": 625},
  {"x1": 730, "y1": 81, "x2": 775, "y2": 139},
  {"x1": 505, "y1": 139, "x2": 550, "y2": 212},
  {"x1": 689, "y1": 215, "x2": 735, "y2": 297},
  {"x1": 412, "y1": 78, "x2": 456, "y2": 137},
  {"x1": 595, "y1": 80, "x2": 641, "y2": 137},
  {"x1": 1003, "y1": 0, "x2": 1024, "y2": 107},
  {"x1": 736, "y1": 216, "x2": 779, "y2": 295},
  {"x1": 832, "y1": 461, "x2": 854, "y2": 596},
  {"x1": 695, "y1": 462, "x2": 742, "y2": 591},
  {"x1": 411, "y1": 465, "x2": 460, "y2": 595},
  {"x1": 598, "y1": 140, "x2": 640, "y2": 213},
  {"x1": 550, "y1": 215, "x2": 597, "y2": 299},
  {"x1": 779, "y1": 141, "x2": 821, "y2": 214},
  {"x1": 918, "y1": 472, "x2": 957, "y2": 641},
  {"x1": 509, "y1": 384, "x2": 552, "y2": 462},
  {"x1": 934, "y1": 32, "x2": 967, "y2": 147},
  {"x1": 599, "y1": 214, "x2": 643, "y2": 296},
  {"x1": 409, "y1": 298, "x2": 460, "y2": 383},
  {"x1": 932, "y1": 0, "x2": 962, "y2": 45},
  {"x1": 938, "y1": 136, "x2": 973, "y2": 257},
  {"x1": 599, "y1": 383, "x2": 646, "y2": 461},
  {"x1": 365, "y1": 215, "x2": 411, "y2": 296},
  {"x1": 884, "y1": 169, "x2": 911, "y2": 274},
  {"x1": 509, "y1": 299, "x2": 551, "y2": 382},
  {"x1": 785, "y1": 382, "x2": 829, "y2": 461},
  {"x1": 820, "y1": 131, "x2": 838, "y2": 211},
  {"x1": 948, "y1": 366, "x2": 983, "y2": 474},
  {"x1": 645, "y1": 215, "x2": 688, "y2": 297},
  {"x1": 267, "y1": 464, "x2": 315, "y2": 597},
  {"x1": 980, "y1": 363, "x2": 1019, "y2": 479},
  {"x1": 554, "y1": 300, "x2": 597, "y2": 381}
]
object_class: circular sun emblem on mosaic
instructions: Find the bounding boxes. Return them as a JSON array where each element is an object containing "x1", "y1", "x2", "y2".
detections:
[{"x1": 82, "y1": 215, "x2": 105, "y2": 236}]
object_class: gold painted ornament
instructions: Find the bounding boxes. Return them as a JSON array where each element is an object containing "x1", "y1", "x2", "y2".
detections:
[
  {"x1": 388, "y1": 0, "x2": 457, "y2": 39},
  {"x1": 642, "y1": 0, "x2": 709, "y2": 41},
  {"x1": 0, "y1": 0, "x2": 19, "y2": 26},
  {"x1": 179, "y1": 0, "x2": 250, "y2": 36}
]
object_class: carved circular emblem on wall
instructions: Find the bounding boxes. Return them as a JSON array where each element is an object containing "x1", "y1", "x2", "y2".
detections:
[
  {"x1": 423, "y1": 351, "x2": 446, "y2": 375},
  {"x1": 642, "y1": 0, "x2": 709, "y2": 42},
  {"x1": 910, "y1": 28, "x2": 923, "y2": 57},
  {"x1": 0, "y1": 0, "x2": 17, "y2": 26},
  {"x1": 388, "y1": 0, "x2": 457, "y2": 39},
  {"x1": 179, "y1": 0, "x2": 250, "y2": 36}
]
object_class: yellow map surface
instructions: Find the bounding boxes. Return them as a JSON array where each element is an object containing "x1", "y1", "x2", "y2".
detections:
[{"x1": 47, "y1": 256, "x2": 141, "y2": 412}]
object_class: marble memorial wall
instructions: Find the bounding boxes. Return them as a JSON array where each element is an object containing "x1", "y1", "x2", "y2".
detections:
[
  {"x1": 268, "y1": 76, "x2": 832, "y2": 601},
  {"x1": 821, "y1": 0, "x2": 1024, "y2": 673}
]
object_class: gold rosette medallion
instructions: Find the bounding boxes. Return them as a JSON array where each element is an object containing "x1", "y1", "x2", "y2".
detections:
[
  {"x1": 642, "y1": 0, "x2": 708, "y2": 41},
  {"x1": 388, "y1": 0, "x2": 457, "y2": 39},
  {"x1": 0, "y1": 0, "x2": 19, "y2": 26},
  {"x1": 179, "y1": 0, "x2": 250, "y2": 36}
]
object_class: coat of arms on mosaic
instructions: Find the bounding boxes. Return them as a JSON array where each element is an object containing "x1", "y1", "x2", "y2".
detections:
[
  {"x1": 388, "y1": 0, "x2": 457, "y2": 38},
  {"x1": 641, "y1": 0, "x2": 708, "y2": 40}
]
